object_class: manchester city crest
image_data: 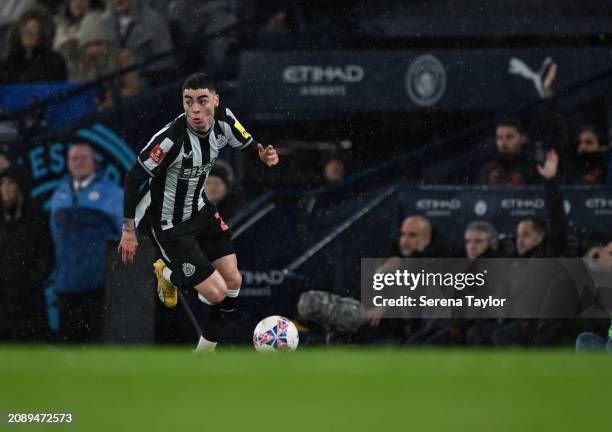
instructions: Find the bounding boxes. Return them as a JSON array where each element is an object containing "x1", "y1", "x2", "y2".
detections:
[{"x1": 405, "y1": 54, "x2": 446, "y2": 107}]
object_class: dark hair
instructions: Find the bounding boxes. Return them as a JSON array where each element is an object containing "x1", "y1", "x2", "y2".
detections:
[
  {"x1": 182, "y1": 73, "x2": 216, "y2": 93},
  {"x1": 520, "y1": 217, "x2": 546, "y2": 236},
  {"x1": 8, "y1": 7, "x2": 56, "y2": 54},
  {"x1": 576, "y1": 124, "x2": 606, "y2": 148},
  {"x1": 496, "y1": 115, "x2": 526, "y2": 135}
]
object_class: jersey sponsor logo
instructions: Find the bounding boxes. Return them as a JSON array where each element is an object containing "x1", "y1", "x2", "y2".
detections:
[
  {"x1": 179, "y1": 160, "x2": 215, "y2": 179},
  {"x1": 182, "y1": 262, "x2": 196, "y2": 277},
  {"x1": 180, "y1": 166, "x2": 207, "y2": 179},
  {"x1": 232, "y1": 119, "x2": 251, "y2": 139},
  {"x1": 149, "y1": 144, "x2": 166, "y2": 164},
  {"x1": 405, "y1": 54, "x2": 446, "y2": 107}
]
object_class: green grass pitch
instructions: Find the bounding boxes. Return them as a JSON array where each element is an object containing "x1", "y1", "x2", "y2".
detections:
[{"x1": 0, "y1": 346, "x2": 610, "y2": 431}]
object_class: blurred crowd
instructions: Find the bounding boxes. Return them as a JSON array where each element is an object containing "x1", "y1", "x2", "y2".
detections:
[{"x1": 364, "y1": 161, "x2": 612, "y2": 348}]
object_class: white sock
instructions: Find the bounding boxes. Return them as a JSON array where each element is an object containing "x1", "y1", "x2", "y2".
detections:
[
  {"x1": 226, "y1": 288, "x2": 240, "y2": 298},
  {"x1": 195, "y1": 335, "x2": 217, "y2": 352},
  {"x1": 198, "y1": 293, "x2": 213, "y2": 305},
  {"x1": 162, "y1": 267, "x2": 173, "y2": 284}
]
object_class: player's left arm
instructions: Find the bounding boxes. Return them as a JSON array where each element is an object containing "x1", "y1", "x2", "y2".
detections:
[
  {"x1": 222, "y1": 107, "x2": 279, "y2": 167},
  {"x1": 256, "y1": 143, "x2": 279, "y2": 167}
]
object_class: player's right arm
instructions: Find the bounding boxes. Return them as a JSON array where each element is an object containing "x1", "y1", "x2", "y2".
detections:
[
  {"x1": 118, "y1": 164, "x2": 150, "y2": 264},
  {"x1": 118, "y1": 130, "x2": 180, "y2": 264}
]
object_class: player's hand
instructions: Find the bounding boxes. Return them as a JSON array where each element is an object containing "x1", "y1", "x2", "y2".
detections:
[
  {"x1": 257, "y1": 143, "x2": 279, "y2": 167},
  {"x1": 537, "y1": 149, "x2": 559, "y2": 179},
  {"x1": 118, "y1": 230, "x2": 138, "y2": 264}
]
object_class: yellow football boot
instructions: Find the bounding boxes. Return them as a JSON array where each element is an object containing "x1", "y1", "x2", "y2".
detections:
[{"x1": 153, "y1": 259, "x2": 178, "y2": 308}]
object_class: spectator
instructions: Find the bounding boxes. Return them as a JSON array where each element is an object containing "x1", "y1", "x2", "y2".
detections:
[
  {"x1": 366, "y1": 215, "x2": 452, "y2": 339},
  {"x1": 390, "y1": 215, "x2": 452, "y2": 259},
  {"x1": 75, "y1": 13, "x2": 140, "y2": 110},
  {"x1": 480, "y1": 63, "x2": 564, "y2": 187},
  {"x1": 565, "y1": 125, "x2": 609, "y2": 184},
  {"x1": 102, "y1": 0, "x2": 174, "y2": 81},
  {"x1": 204, "y1": 161, "x2": 243, "y2": 221},
  {"x1": 49, "y1": 143, "x2": 123, "y2": 343},
  {"x1": 53, "y1": 0, "x2": 106, "y2": 80},
  {"x1": 479, "y1": 116, "x2": 540, "y2": 186},
  {"x1": 464, "y1": 220, "x2": 500, "y2": 259},
  {"x1": 492, "y1": 150, "x2": 580, "y2": 346},
  {"x1": 526, "y1": 62, "x2": 609, "y2": 186},
  {"x1": 322, "y1": 154, "x2": 345, "y2": 184},
  {"x1": 514, "y1": 150, "x2": 567, "y2": 258},
  {"x1": 0, "y1": 7, "x2": 67, "y2": 84},
  {"x1": 0, "y1": 166, "x2": 55, "y2": 342}
]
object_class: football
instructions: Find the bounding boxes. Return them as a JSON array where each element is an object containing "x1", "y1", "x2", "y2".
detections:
[{"x1": 252, "y1": 316, "x2": 299, "y2": 352}]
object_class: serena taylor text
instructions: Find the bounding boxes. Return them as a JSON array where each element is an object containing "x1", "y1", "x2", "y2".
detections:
[
  {"x1": 371, "y1": 270, "x2": 507, "y2": 309},
  {"x1": 372, "y1": 295, "x2": 507, "y2": 308}
]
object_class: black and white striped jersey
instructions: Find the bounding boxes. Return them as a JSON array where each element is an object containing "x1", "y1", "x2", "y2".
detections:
[{"x1": 134, "y1": 106, "x2": 253, "y2": 230}]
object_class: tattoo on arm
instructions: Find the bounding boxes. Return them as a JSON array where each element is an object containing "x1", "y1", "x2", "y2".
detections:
[{"x1": 122, "y1": 218, "x2": 135, "y2": 233}]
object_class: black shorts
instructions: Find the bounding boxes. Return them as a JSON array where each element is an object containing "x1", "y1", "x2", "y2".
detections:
[{"x1": 149, "y1": 204, "x2": 234, "y2": 287}]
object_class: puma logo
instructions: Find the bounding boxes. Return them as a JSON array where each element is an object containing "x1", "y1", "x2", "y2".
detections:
[{"x1": 508, "y1": 56, "x2": 552, "y2": 98}]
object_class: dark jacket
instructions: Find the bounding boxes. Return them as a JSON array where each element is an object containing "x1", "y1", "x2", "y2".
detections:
[
  {"x1": 0, "y1": 46, "x2": 67, "y2": 84},
  {"x1": 479, "y1": 147, "x2": 540, "y2": 187},
  {"x1": 567, "y1": 152, "x2": 609, "y2": 185},
  {"x1": 0, "y1": 197, "x2": 54, "y2": 341},
  {"x1": 519, "y1": 177, "x2": 567, "y2": 258}
]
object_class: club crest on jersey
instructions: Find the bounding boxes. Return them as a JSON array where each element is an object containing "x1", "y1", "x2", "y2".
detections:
[
  {"x1": 182, "y1": 262, "x2": 196, "y2": 277},
  {"x1": 216, "y1": 134, "x2": 228, "y2": 147},
  {"x1": 149, "y1": 144, "x2": 165, "y2": 164}
]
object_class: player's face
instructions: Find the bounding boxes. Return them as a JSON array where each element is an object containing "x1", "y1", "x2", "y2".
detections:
[
  {"x1": 465, "y1": 229, "x2": 488, "y2": 260},
  {"x1": 0, "y1": 177, "x2": 20, "y2": 209},
  {"x1": 516, "y1": 221, "x2": 544, "y2": 256},
  {"x1": 68, "y1": 145, "x2": 96, "y2": 182},
  {"x1": 183, "y1": 88, "x2": 219, "y2": 133},
  {"x1": 496, "y1": 126, "x2": 524, "y2": 155}
]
